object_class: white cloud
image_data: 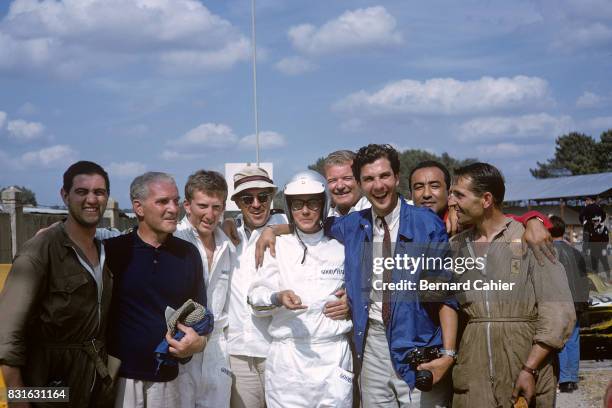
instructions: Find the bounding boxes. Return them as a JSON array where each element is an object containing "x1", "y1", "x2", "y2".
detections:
[
  {"x1": 336, "y1": 76, "x2": 552, "y2": 115},
  {"x1": 576, "y1": 91, "x2": 609, "y2": 109},
  {"x1": 535, "y1": 0, "x2": 612, "y2": 53},
  {"x1": 19, "y1": 145, "x2": 78, "y2": 168},
  {"x1": 173, "y1": 123, "x2": 238, "y2": 149},
  {"x1": 275, "y1": 56, "x2": 317, "y2": 76},
  {"x1": 159, "y1": 150, "x2": 206, "y2": 161},
  {"x1": 239, "y1": 131, "x2": 287, "y2": 149},
  {"x1": 7, "y1": 119, "x2": 45, "y2": 141},
  {"x1": 288, "y1": 6, "x2": 402, "y2": 55},
  {"x1": 0, "y1": 0, "x2": 250, "y2": 77},
  {"x1": 552, "y1": 23, "x2": 612, "y2": 52},
  {"x1": 0, "y1": 111, "x2": 6, "y2": 130},
  {"x1": 476, "y1": 143, "x2": 551, "y2": 159},
  {"x1": 459, "y1": 113, "x2": 573, "y2": 142},
  {"x1": 582, "y1": 116, "x2": 612, "y2": 130},
  {"x1": 576, "y1": 91, "x2": 604, "y2": 108},
  {"x1": 107, "y1": 161, "x2": 147, "y2": 179}
]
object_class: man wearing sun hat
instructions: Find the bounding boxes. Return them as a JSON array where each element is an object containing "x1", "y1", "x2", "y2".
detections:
[{"x1": 227, "y1": 165, "x2": 287, "y2": 408}]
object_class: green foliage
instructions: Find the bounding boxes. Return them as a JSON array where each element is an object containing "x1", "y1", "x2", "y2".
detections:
[
  {"x1": 308, "y1": 157, "x2": 326, "y2": 176},
  {"x1": 397, "y1": 150, "x2": 478, "y2": 196},
  {"x1": 530, "y1": 130, "x2": 612, "y2": 178},
  {"x1": 1, "y1": 185, "x2": 38, "y2": 207}
]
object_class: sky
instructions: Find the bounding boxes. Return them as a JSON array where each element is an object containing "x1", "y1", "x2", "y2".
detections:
[{"x1": 0, "y1": 0, "x2": 611, "y2": 208}]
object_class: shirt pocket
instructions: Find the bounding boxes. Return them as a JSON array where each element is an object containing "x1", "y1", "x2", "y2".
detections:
[
  {"x1": 46, "y1": 272, "x2": 94, "y2": 326},
  {"x1": 210, "y1": 272, "x2": 230, "y2": 315}
]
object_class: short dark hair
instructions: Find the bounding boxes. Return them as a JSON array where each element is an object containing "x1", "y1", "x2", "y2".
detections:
[
  {"x1": 185, "y1": 170, "x2": 228, "y2": 202},
  {"x1": 408, "y1": 161, "x2": 451, "y2": 192},
  {"x1": 352, "y1": 144, "x2": 400, "y2": 181},
  {"x1": 549, "y1": 215, "x2": 566, "y2": 238},
  {"x1": 63, "y1": 161, "x2": 110, "y2": 193},
  {"x1": 453, "y1": 162, "x2": 505, "y2": 207}
]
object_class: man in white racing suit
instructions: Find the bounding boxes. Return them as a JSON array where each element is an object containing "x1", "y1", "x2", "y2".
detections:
[
  {"x1": 248, "y1": 170, "x2": 353, "y2": 408},
  {"x1": 175, "y1": 170, "x2": 234, "y2": 408}
]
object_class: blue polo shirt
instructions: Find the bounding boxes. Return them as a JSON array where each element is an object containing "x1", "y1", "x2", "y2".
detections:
[{"x1": 105, "y1": 229, "x2": 207, "y2": 382}]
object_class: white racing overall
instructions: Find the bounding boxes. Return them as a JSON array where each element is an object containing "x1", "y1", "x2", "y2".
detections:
[
  {"x1": 248, "y1": 229, "x2": 353, "y2": 408},
  {"x1": 175, "y1": 218, "x2": 234, "y2": 408}
]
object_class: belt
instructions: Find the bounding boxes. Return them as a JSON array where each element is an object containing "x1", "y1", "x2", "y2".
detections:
[
  {"x1": 468, "y1": 317, "x2": 537, "y2": 323},
  {"x1": 43, "y1": 339, "x2": 111, "y2": 385}
]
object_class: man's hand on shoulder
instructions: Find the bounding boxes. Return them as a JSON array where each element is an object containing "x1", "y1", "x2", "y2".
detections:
[
  {"x1": 255, "y1": 226, "x2": 277, "y2": 267},
  {"x1": 522, "y1": 218, "x2": 556, "y2": 265},
  {"x1": 166, "y1": 323, "x2": 207, "y2": 358},
  {"x1": 445, "y1": 205, "x2": 460, "y2": 237}
]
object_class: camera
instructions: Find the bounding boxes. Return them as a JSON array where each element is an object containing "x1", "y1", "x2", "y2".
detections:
[{"x1": 406, "y1": 347, "x2": 440, "y2": 391}]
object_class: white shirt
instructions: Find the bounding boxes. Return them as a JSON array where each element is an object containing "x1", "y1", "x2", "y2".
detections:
[
  {"x1": 174, "y1": 216, "x2": 234, "y2": 332},
  {"x1": 247, "y1": 229, "x2": 352, "y2": 341},
  {"x1": 369, "y1": 197, "x2": 401, "y2": 322},
  {"x1": 328, "y1": 196, "x2": 371, "y2": 217},
  {"x1": 328, "y1": 196, "x2": 413, "y2": 218},
  {"x1": 227, "y1": 212, "x2": 288, "y2": 358}
]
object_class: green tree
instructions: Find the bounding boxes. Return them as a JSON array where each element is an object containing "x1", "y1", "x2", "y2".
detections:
[
  {"x1": 530, "y1": 130, "x2": 611, "y2": 178},
  {"x1": 308, "y1": 157, "x2": 326, "y2": 176},
  {"x1": 1, "y1": 185, "x2": 38, "y2": 207},
  {"x1": 599, "y1": 129, "x2": 612, "y2": 171}
]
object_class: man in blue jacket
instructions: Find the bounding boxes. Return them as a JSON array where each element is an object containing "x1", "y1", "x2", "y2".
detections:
[{"x1": 259, "y1": 145, "x2": 458, "y2": 407}]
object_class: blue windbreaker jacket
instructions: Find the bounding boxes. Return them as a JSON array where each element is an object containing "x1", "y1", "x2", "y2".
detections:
[{"x1": 324, "y1": 196, "x2": 458, "y2": 389}]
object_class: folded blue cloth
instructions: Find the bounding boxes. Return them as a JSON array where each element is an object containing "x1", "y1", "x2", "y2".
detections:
[{"x1": 154, "y1": 300, "x2": 214, "y2": 372}]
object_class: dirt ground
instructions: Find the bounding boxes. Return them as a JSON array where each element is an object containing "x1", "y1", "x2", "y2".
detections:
[{"x1": 556, "y1": 360, "x2": 611, "y2": 408}]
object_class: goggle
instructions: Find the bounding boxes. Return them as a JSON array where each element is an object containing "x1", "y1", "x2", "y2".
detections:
[
  {"x1": 237, "y1": 192, "x2": 271, "y2": 206},
  {"x1": 290, "y1": 199, "x2": 322, "y2": 212}
]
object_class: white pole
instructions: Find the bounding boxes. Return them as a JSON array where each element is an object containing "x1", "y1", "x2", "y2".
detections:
[{"x1": 251, "y1": 0, "x2": 260, "y2": 165}]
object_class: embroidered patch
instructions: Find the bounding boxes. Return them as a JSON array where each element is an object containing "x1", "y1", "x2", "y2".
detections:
[{"x1": 511, "y1": 258, "x2": 521, "y2": 274}]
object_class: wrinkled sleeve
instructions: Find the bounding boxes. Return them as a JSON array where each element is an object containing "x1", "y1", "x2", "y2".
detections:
[
  {"x1": 324, "y1": 216, "x2": 345, "y2": 244},
  {"x1": 247, "y1": 249, "x2": 281, "y2": 317},
  {"x1": 508, "y1": 211, "x2": 552, "y2": 229},
  {"x1": 0, "y1": 254, "x2": 45, "y2": 366},
  {"x1": 531, "y1": 255, "x2": 576, "y2": 349},
  {"x1": 421, "y1": 218, "x2": 459, "y2": 310}
]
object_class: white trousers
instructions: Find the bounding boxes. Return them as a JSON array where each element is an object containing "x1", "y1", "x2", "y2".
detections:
[
  {"x1": 178, "y1": 332, "x2": 233, "y2": 408},
  {"x1": 265, "y1": 336, "x2": 353, "y2": 408},
  {"x1": 114, "y1": 377, "x2": 181, "y2": 408}
]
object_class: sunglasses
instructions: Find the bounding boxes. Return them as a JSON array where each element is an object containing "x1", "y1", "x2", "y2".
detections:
[
  {"x1": 290, "y1": 198, "x2": 323, "y2": 212},
  {"x1": 237, "y1": 192, "x2": 271, "y2": 206}
]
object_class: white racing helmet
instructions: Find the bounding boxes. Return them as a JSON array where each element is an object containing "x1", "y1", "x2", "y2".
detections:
[{"x1": 283, "y1": 170, "x2": 330, "y2": 228}]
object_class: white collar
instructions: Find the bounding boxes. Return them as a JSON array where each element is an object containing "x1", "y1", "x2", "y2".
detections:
[{"x1": 371, "y1": 196, "x2": 401, "y2": 231}]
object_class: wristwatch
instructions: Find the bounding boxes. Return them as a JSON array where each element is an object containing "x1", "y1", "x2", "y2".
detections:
[
  {"x1": 521, "y1": 364, "x2": 539, "y2": 378},
  {"x1": 439, "y1": 348, "x2": 457, "y2": 361}
]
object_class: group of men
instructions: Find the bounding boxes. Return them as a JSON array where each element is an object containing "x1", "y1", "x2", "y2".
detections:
[{"x1": 0, "y1": 143, "x2": 577, "y2": 408}]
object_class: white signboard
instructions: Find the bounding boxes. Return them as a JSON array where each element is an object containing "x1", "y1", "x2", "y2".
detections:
[{"x1": 225, "y1": 162, "x2": 274, "y2": 211}]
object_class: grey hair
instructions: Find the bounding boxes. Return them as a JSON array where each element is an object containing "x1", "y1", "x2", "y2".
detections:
[
  {"x1": 324, "y1": 150, "x2": 356, "y2": 168},
  {"x1": 130, "y1": 172, "x2": 176, "y2": 201}
]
